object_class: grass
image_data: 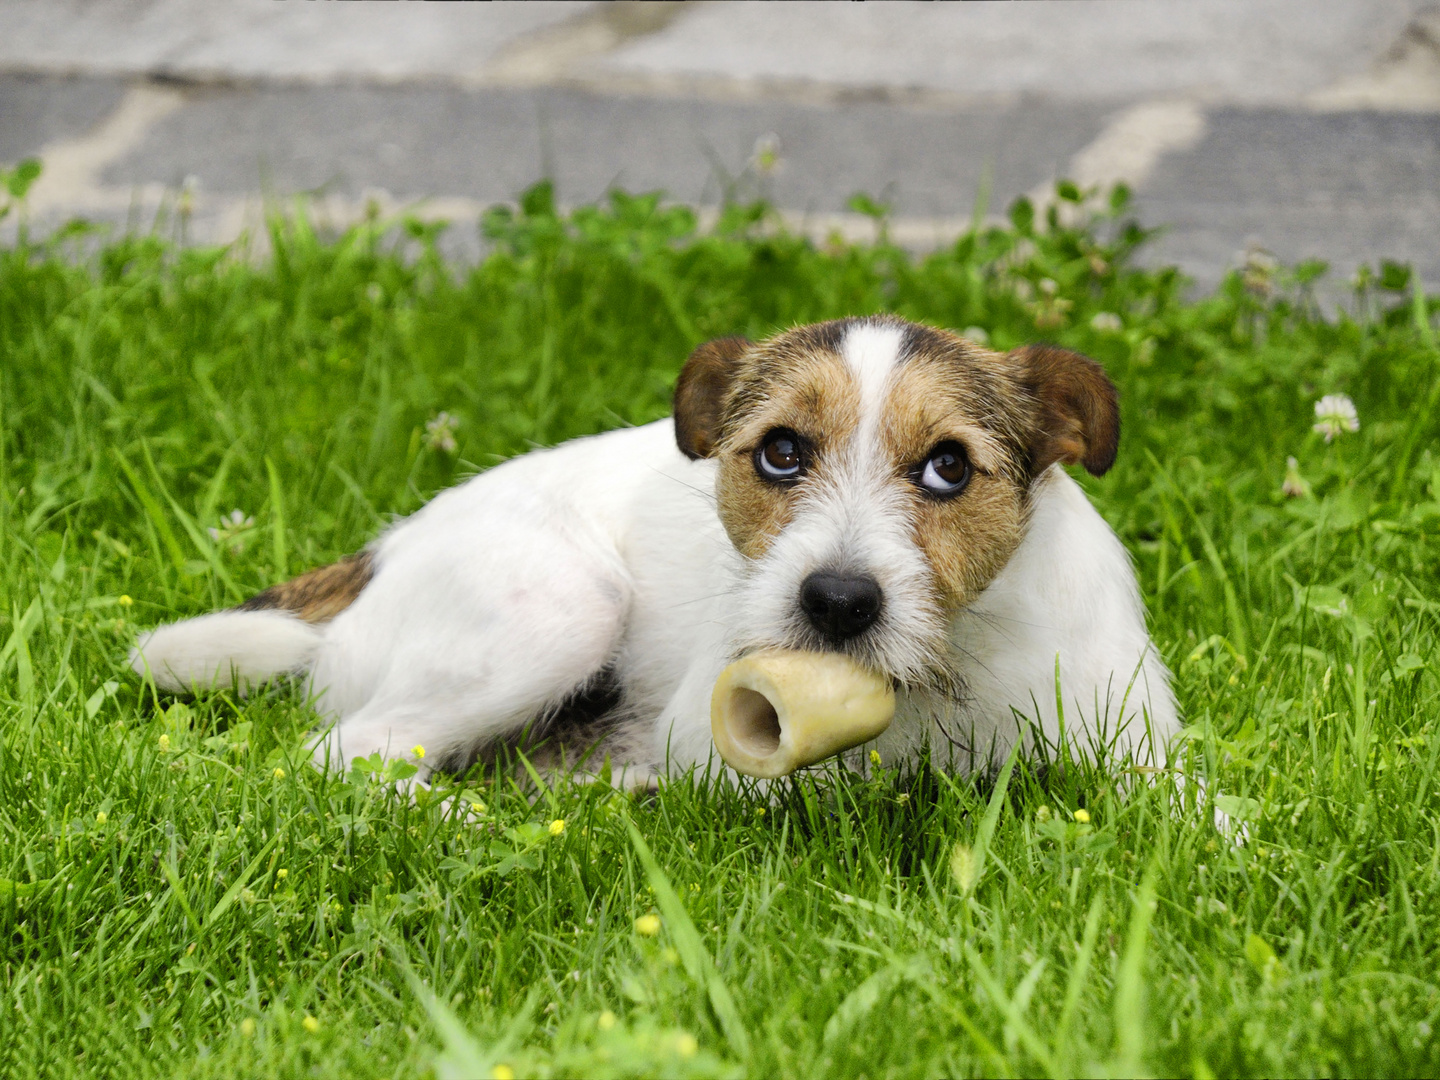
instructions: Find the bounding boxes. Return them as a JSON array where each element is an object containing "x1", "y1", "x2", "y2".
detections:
[{"x1": 1, "y1": 178, "x2": 1439, "y2": 1078}]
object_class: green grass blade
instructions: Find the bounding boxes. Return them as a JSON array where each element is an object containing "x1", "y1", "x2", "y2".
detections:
[
  {"x1": 1414, "y1": 274, "x2": 1437, "y2": 352},
  {"x1": 1113, "y1": 861, "x2": 1160, "y2": 1073},
  {"x1": 625, "y1": 818, "x2": 750, "y2": 1059},
  {"x1": 265, "y1": 456, "x2": 288, "y2": 580},
  {"x1": 139, "y1": 440, "x2": 241, "y2": 598},
  {"x1": 203, "y1": 832, "x2": 281, "y2": 928},
  {"x1": 963, "y1": 944, "x2": 1061, "y2": 1077},
  {"x1": 0, "y1": 596, "x2": 41, "y2": 671},
  {"x1": 1055, "y1": 892, "x2": 1105, "y2": 1052},
  {"x1": 823, "y1": 955, "x2": 928, "y2": 1046},
  {"x1": 113, "y1": 450, "x2": 187, "y2": 571},
  {"x1": 969, "y1": 742, "x2": 1021, "y2": 893},
  {"x1": 160, "y1": 857, "x2": 202, "y2": 939}
]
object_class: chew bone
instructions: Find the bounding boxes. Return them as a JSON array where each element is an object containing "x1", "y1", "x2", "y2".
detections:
[{"x1": 710, "y1": 650, "x2": 896, "y2": 778}]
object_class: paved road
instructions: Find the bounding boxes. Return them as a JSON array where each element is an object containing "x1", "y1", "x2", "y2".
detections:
[{"x1": 3, "y1": 0, "x2": 1440, "y2": 296}]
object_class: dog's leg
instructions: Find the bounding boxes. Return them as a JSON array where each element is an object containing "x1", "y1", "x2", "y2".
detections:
[{"x1": 309, "y1": 518, "x2": 631, "y2": 775}]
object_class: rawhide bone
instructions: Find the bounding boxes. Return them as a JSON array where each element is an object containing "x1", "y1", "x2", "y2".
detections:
[{"x1": 709, "y1": 650, "x2": 896, "y2": 778}]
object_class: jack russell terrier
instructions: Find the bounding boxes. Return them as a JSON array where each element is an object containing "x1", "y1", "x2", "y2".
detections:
[{"x1": 131, "y1": 315, "x2": 1177, "y2": 786}]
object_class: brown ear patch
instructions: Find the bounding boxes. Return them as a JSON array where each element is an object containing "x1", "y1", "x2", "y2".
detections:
[
  {"x1": 1012, "y1": 345, "x2": 1120, "y2": 477},
  {"x1": 674, "y1": 336, "x2": 750, "y2": 459},
  {"x1": 236, "y1": 551, "x2": 374, "y2": 624}
]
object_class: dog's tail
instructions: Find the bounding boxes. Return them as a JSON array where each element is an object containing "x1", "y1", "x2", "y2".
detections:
[{"x1": 129, "y1": 552, "x2": 373, "y2": 693}]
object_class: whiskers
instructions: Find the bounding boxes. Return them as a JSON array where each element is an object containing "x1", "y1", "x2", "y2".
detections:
[{"x1": 651, "y1": 466, "x2": 719, "y2": 505}]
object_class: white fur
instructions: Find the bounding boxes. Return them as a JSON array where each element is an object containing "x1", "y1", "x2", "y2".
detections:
[
  {"x1": 911, "y1": 469, "x2": 1173, "y2": 770},
  {"x1": 130, "y1": 610, "x2": 322, "y2": 693},
  {"x1": 841, "y1": 321, "x2": 905, "y2": 446},
  {"x1": 132, "y1": 325, "x2": 1178, "y2": 781}
]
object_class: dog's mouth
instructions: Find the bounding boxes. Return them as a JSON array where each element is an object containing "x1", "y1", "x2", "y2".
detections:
[{"x1": 709, "y1": 649, "x2": 896, "y2": 778}]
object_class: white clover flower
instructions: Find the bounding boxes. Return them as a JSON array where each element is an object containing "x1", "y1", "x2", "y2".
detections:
[
  {"x1": 1090, "y1": 311, "x2": 1123, "y2": 333},
  {"x1": 425, "y1": 411, "x2": 459, "y2": 454},
  {"x1": 1312, "y1": 394, "x2": 1359, "y2": 443},
  {"x1": 208, "y1": 508, "x2": 256, "y2": 553}
]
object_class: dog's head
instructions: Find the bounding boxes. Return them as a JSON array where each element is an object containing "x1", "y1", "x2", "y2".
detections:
[{"x1": 674, "y1": 315, "x2": 1119, "y2": 686}]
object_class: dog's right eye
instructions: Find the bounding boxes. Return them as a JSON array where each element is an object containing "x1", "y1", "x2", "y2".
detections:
[{"x1": 755, "y1": 429, "x2": 804, "y2": 483}]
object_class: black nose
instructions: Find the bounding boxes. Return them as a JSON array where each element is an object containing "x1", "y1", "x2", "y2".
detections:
[{"x1": 799, "y1": 572, "x2": 883, "y2": 643}]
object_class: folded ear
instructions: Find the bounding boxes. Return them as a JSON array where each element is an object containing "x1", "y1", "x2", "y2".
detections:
[
  {"x1": 1012, "y1": 344, "x2": 1120, "y2": 477},
  {"x1": 673, "y1": 336, "x2": 750, "y2": 459}
]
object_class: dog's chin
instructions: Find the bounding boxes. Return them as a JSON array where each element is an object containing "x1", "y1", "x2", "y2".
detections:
[{"x1": 731, "y1": 616, "x2": 958, "y2": 695}]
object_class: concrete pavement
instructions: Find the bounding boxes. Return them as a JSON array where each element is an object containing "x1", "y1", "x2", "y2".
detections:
[{"x1": 3, "y1": 0, "x2": 1440, "y2": 294}]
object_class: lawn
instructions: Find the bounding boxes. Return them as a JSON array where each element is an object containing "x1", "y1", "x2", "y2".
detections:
[{"x1": 2, "y1": 173, "x2": 1439, "y2": 1078}]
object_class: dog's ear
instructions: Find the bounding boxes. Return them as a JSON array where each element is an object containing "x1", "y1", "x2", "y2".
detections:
[
  {"x1": 674, "y1": 336, "x2": 750, "y2": 459},
  {"x1": 1011, "y1": 344, "x2": 1120, "y2": 477}
]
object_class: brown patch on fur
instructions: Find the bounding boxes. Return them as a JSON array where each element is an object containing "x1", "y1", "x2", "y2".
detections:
[
  {"x1": 715, "y1": 460, "x2": 796, "y2": 560},
  {"x1": 882, "y1": 330, "x2": 1038, "y2": 609},
  {"x1": 713, "y1": 326, "x2": 862, "y2": 558},
  {"x1": 909, "y1": 476, "x2": 1026, "y2": 611},
  {"x1": 236, "y1": 551, "x2": 374, "y2": 624},
  {"x1": 1011, "y1": 344, "x2": 1120, "y2": 476},
  {"x1": 885, "y1": 332, "x2": 1033, "y2": 483},
  {"x1": 673, "y1": 336, "x2": 750, "y2": 459}
]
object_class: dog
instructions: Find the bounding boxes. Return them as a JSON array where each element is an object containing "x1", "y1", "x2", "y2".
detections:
[{"x1": 131, "y1": 315, "x2": 1177, "y2": 787}]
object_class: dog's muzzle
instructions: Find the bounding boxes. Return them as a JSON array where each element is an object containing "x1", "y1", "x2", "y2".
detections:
[{"x1": 709, "y1": 650, "x2": 895, "y2": 778}]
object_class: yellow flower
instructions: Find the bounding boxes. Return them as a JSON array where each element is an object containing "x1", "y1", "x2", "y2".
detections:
[
  {"x1": 158, "y1": 734, "x2": 171, "y2": 752},
  {"x1": 548, "y1": 818, "x2": 566, "y2": 837},
  {"x1": 301, "y1": 1015, "x2": 319, "y2": 1033},
  {"x1": 239, "y1": 1018, "x2": 256, "y2": 1038},
  {"x1": 754, "y1": 807, "x2": 765, "y2": 817},
  {"x1": 118, "y1": 595, "x2": 134, "y2": 607},
  {"x1": 276, "y1": 869, "x2": 288, "y2": 880},
  {"x1": 675, "y1": 1032, "x2": 699, "y2": 1057},
  {"x1": 95, "y1": 811, "x2": 108, "y2": 825},
  {"x1": 1073, "y1": 808, "x2": 1091, "y2": 824},
  {"x1": 491, "y1": 1066, "x2": 515, "y2": 1080},
  {"x1": 634, "y1": 914, "x2": 661, "y2": 936},
  {"x1": 597, "y1": 1010, "x2": 616, "y2": 1031},
  {"x1": 412, "y1": 744, "x2": 426, "y2": 760},
  {"x1": 273, "y1": 767, "x2": 285, "y2": 780},
  {"x1": 869, "y1": 749, "x2": 882, "y2": 767}
]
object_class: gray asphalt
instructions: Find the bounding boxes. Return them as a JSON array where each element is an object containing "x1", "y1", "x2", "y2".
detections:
[
  {"x1": 99, "y1": 83, "x2": 1113, "y2": 220},
  {"x1": 0, "y1": 75, "x2": 121, "y2": 164},
  {"x1": 1140, "y1": 109, "x2": 1440, "y2": 290},
  {"x1": 4, "y1": 0, "x2": 1440, "y2": 298}
]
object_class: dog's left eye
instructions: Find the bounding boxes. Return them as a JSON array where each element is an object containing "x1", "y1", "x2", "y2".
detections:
[
  {"x1": 916, "y1": 442, "x2": 971, "y2": 498},
  {"x1": 755, "y1": 429, "x2": 804, "y2": 482}
]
